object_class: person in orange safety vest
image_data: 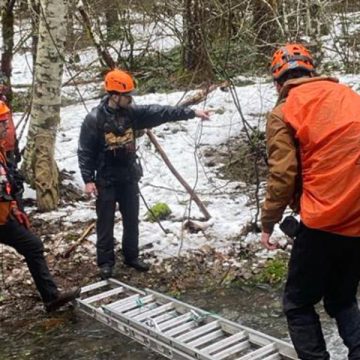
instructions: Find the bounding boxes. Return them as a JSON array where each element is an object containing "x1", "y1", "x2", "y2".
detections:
[
  {"x1": 261, "y1": 43, "x2": 360, "y2": 359},
  {"x1": 0, "y1": 101, "x2": 80, "y2": 312}
]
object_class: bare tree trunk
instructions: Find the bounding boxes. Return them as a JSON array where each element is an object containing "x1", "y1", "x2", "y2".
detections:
[
  {"x1": 76, "y1": 0, "x2": 116, "y2": 68},
  {"x1": 182, "y1": 0, "x2": 214, "y2": 82},
  {"x1": 1, "y1": 0, "x2": 15, "y2": 103},
  {"x1": 22, "y1": 0, "x2": 68, "y2": 211},
  {"x1": 305, "y1": 0, "x2": 329, "y2": 67},
  {"x1": 28, "y1": 0, "x2": 40, "y2": 67},
  {"x1": 104, "y1": 4, "x2": 118, "y2": 40},
  {"x1": 252, "y1": 0, "x2": 279, "y2": 53}
]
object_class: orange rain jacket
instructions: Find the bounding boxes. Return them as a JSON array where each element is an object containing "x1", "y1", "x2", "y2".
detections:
[{"x1": 261, "y1": 76, "x2": 360, "y2": 236}]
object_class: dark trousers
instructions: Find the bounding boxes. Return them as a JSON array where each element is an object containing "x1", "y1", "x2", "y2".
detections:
[
  {"x1": 0, "y1": 219, "x2": 58, "y2": 303},
  {"x1": 284, "y1": 223, "x2": 360, "y2": 359},
  {"x1": 96, "y1": 181, "x2": 139, "y2": 268}
]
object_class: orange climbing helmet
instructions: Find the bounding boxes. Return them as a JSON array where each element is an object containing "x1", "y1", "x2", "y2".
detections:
[
  {"x1": 104, "y1": 69, "x2": 136, "y2": 94},
  {"x1": 0, "y1": 101, "x2": 10, "y2": 121},
  {"x1": 270, "y1": 43, "x2": 315, "y2": 80}
]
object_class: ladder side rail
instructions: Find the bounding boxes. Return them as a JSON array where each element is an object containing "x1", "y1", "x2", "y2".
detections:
[
  {"x1": 101, "y1": 306, "x2": 217, "y2": 360},
  {"x1": 108, "y1": 278, "x2": 147, "y2": 295},
  {"x1": 146, "y1": 289, "x2": 297, "y2": 359},
  {"x1": 77, "y1": 305, "x2": 196, "y2": 360},
  {"x1": 247, "y1": 333, "x2": 298, "y2": 359},
  {"x1": 235, "y1": 343, "x2": 277, "y2": 360}
]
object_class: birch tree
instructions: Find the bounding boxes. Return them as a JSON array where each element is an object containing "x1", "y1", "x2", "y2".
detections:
[
  {"x1": 1, "y1": 0, "x2": 15, "y2": 103},
  {"x1": 22, "y1": 0, "x2": 68, "y2": 211}
]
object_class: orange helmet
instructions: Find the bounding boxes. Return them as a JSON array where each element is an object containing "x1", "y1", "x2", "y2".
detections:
[
  {"x1": 270, "y1": 43, "x2": 315, "y2": 80},
  {"x1": 104, "y1": 69, "x2": 136, "y2": 94},
  {"x1": 0, "y1": 101, "x2": 10, "y2": 121}
]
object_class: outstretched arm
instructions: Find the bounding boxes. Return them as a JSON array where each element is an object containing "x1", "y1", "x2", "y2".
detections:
[{"x1": 131, "y1": 104, "x2": 210, "y2": 129}]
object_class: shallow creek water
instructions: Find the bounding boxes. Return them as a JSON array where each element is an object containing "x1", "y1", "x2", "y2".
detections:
[{"x1": 0, "y1": 285, "x2": 347, "y2": 359}]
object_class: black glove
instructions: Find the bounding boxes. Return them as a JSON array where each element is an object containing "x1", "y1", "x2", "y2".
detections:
[{"x1": 280, "y1": 215, "x2": 300, "y2": 238}]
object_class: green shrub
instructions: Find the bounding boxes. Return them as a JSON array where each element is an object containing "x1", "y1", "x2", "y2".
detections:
[
  {"x1": 146, "y1": 202, "x2": 172, "y2": 222},
  {"x1": 255, "y1": 257, "x2": 288, "y2": 285}
]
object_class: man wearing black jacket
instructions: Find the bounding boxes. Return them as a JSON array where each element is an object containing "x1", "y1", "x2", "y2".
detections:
[{"x1": 78, "y1": 69, "x2": 210, "y2": 279}]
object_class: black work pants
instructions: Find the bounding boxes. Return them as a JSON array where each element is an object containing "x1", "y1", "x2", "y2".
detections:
[
  {"x1": 283, "y1": 223, "x2": 360, "y2": 359},
  {"x1": 0, "y1": 219, "x2": 58, "y2": 303},
  {"x1": 96, "y1": 181, "x2": 139, "y2": 268}
]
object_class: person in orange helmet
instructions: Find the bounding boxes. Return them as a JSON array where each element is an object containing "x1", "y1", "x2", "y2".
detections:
[
  {"x1": 261, "y1": 43, "x2": 360, "y2": 359},
  {"x1": 0, "y1": 101, "x2": 80, "y2": 312},
  {"x1": 0, "y1": 73, "x2": 20, "y2": 164},
  {"x1": 78, "y1": 69, "x2": 210, "y2": 279}
]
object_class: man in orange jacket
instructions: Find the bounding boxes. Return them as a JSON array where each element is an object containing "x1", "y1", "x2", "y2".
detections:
[
  {"x1": 261, "y1": 44, "x2": 360, "y2": 359},
  {"x1": 0, "y1": 101, "x2": 80, "y2": 312}
]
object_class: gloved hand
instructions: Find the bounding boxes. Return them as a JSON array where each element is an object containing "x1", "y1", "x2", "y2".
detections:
[{"x1": 10, "y1": 201, "x2": 30, "y2": 229}]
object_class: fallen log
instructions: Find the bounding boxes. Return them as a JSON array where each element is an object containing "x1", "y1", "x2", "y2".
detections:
[
  {"x1": 62, "y1": 221, "x2": 96, "y2": 258},
  {"x1": 146, "y1": 129, "x2": 211, "y2": 220}
]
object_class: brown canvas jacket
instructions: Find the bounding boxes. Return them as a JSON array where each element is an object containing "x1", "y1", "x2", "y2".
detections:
[
  {"x1": 261, "y1": 76, "x2": 338, "y2": 233},
  {"x1": 0, "y1": 148, "x2": 12, "y2": 224}
]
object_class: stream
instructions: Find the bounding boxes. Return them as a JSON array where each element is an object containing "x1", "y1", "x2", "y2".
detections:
[{"x1": 0, "y1": 285, "x2": 347, "y2": 359}]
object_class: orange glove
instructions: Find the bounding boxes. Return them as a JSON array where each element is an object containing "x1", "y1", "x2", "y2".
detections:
[{"x1": 10, "y1": 201, "x2": 30, "y2": 229}]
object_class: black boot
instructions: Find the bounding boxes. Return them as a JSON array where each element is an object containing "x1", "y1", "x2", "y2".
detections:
[
  {"x1": 99, "y1": 265, "x2": 113, "y2": 280},
  {"x1": 44, "y1": 287, "x2": 81, "y2": 313},
  {"x1": 124, "y1": 258, "x2": 150, "y2": 272},
  {"x1": 335, "y1": 303, "x2": 360, "y2": 359}
]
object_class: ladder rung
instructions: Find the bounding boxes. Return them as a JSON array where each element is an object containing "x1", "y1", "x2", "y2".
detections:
[
  {"x1": 124, "y1": 298, "x2": 157, "y2": 317},
  {"x1": 106, "y1": 294, "x2": 140, "y2": 311},
  {"x1": 83, "y1": 287, "x2": 124, "y2": 304},
  {"x1": 187, "y1": 329, "x2": 223, "y2": 348},
  {"x1": 202, "y1": 331, "x2": 247, "y2": 355},
  {"x1": 262, "y1": 354, "x2": 281, "y2": 360},
  {"x1": 214, "y1": 340, "x2": 250, "y2": 359},
  {"x1": 235, "y1": 343, "x2": 277, "y2": 360},
  {"x1": 81, "y1": 280, "x2": 109, "y2": 294},
  {"x1": 164, "y1": 320, "x2": 197, "y2": 337},
  {"x1": 115, "y1": 295, "x2": 154, "y2": 314},
  {"x1": 159, "y1": 312, "x2": 194, "y2": 331},
  {"x1": 176, "y1": 321, "x2": 220, "y2": 343},
  {"x1": 134, "y1": 302, "x2": 174, "y2": 322},
  {"x1": 151, "y1": 310, "x2": 178, "y2": 324}
]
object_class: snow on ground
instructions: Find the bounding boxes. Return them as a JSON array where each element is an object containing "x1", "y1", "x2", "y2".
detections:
[
  {"x1": 14, "y1": 60, "x2": 360, "y2": 261},
  {"x1": 6, "y1": 11, "x2": 360, "y2": 357},
  {"x1": 23, "y1": 80, "x2": 275, "y2": 259}
]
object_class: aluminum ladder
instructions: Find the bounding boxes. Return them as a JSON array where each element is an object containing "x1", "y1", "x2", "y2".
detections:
[{"x1": 77, "y1": 279, "x2": 298, "y2": 360}]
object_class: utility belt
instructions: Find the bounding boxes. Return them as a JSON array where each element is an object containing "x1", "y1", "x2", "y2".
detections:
[{"x1": 98, "y1": 157, "x2": 143, "y2": 185}]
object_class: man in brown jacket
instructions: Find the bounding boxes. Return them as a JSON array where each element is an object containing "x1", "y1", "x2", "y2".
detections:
[
  {"x1": 0, "y1": 101, "x2": 80, "y2": 312},
  {"x1": 261, "y1": 44, "x2": 360, "y2": 359}
]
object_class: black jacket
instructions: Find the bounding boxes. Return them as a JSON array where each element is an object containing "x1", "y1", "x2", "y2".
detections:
[{"x1": 78, "y1": 96, "x2": 195, "y2": 184}]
